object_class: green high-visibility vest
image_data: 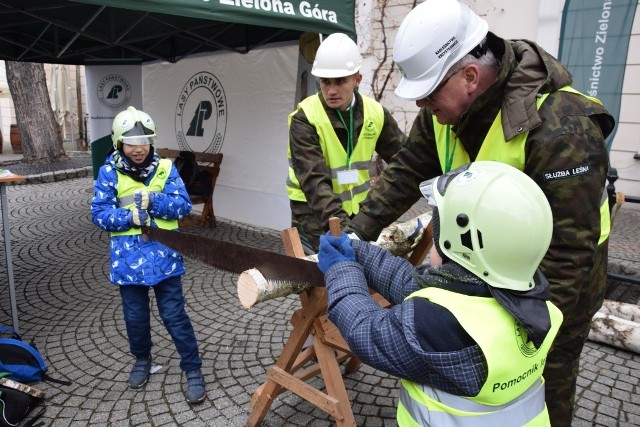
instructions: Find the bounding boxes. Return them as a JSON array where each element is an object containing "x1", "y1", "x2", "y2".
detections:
[{"x1": 286, "y1": 93, "x2": 384, "y2": 216}]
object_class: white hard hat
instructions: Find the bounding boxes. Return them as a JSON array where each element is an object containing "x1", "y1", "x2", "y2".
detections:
[
  {"x1": 393, "y1": 0, "x2": 489, "y2": 101},
  {"x1": 312, "y1": 33, "x2": 362, "y2": 78},
  {"x1": 419, "y1": 161, "x2": 553, "y2": 292}
]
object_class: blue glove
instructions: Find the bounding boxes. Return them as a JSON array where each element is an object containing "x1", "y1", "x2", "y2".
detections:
[
  {"x1": 133, "y1": 190, "x2": 155, "y2": 211},
  {"x1": 317, "y1": 232, "x2": 355, "y2": 274},
  {"x1": 127, "y1": 208, "x2": 149, "y2": 227}
]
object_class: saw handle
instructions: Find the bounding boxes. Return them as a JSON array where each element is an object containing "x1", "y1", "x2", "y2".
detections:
[{"x1": 328, "y1": 217, "x2": 342, "y2": 237}]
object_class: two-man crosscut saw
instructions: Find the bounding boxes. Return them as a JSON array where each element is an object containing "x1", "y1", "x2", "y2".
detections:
[{"x1": 141, "y1": 226, "x2": 326, "y2": 287}]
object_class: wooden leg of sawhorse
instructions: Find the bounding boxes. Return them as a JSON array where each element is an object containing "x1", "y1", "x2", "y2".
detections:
[
  {"x1": 247, "y1": 222, "x2": 431, "y2": 426},
  {"x1": 308, "y1": 313, "x2": 355, "y2": 424},
  {"x1": 247, "y1": 287, "x2": 356, "y2": 426},
  {"x1": 247, "y1": 227, "x2": 357, "y2": 426}
]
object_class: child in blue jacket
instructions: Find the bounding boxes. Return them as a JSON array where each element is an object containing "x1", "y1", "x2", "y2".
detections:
[{"x1": 91, "y1": 106, "x2": 205, "y2": 404}]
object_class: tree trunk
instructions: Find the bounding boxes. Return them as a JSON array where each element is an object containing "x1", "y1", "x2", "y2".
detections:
[
  {"x1": 76, "y1": 65, "x2": 87, "y2": 150},
  {"x1": 5, "y1": 61, "x2": 67, "y2": 163}
]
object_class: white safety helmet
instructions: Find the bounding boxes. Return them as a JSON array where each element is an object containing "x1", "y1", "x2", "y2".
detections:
[
  {"x1": 419, "y1": 161, "x2": 553, "y2": 292},
  {"x1": 393, "y1": 0, "x2": 489, "y2": 101},
  {"x1": 311, "y1": 33, "x2": 362, "y2": 78},
  {"x1": 111, "y1": 106, "x2": 157, "y2": 150}
]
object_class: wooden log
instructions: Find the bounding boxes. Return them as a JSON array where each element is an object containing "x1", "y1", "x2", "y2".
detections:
[
  {"x1": 588, "y1": 300, "x2": 640, "y2": 354},
  {"x1": 237, "y1": 214, "x2": 431, "y2": 308},
  {"x1": 598, "y1": 299, "x2": 640, "y2": 322},
  {"x1": 238, "y1": 268, "x2": 311, "y2": 309}
]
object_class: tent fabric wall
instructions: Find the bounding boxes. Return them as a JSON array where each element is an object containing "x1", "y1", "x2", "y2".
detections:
[{"x1": 142, "y1": 43, "x2": 299, "y2": 230}]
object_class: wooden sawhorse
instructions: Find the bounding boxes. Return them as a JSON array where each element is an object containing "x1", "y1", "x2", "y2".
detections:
[{"x1": 247, "y1": 222, "x2": 433, "y2": 426}]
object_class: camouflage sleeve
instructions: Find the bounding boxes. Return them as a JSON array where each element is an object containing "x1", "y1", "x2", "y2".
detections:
[
  {"x1": 289, "y1": 108, "x2": 351, "y2": 227},
  {"x1": 349, "y1": 108, "x2": 443, "y2": 241},
  {"x1": 525, "y1": 91, "x2": 613, "y2": 309},
  {"x1": 374, "y1": 107, "x2": 408, "y2": 163}
]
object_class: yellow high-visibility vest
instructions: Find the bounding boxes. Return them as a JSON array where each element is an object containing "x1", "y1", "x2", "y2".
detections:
[
  {"x1": 286, "y1": 93, "x2": 384, "y2": 215},
  {"x1": 111, "y1": 158, "x2": 178, "y2": 236},
  {"x1": 397, "y1": 286, "x2": 562, "y2": 427},
  {"x1": 433, "y1": 87, "x2": 610, "y2": 243}
]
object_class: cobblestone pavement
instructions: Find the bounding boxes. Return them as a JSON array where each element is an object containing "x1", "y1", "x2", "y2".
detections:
[{"x1": 0, "y1": 176, "x2": 638, "y2": 426}]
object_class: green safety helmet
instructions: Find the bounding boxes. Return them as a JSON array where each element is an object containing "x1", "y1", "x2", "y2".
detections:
[
  {"x1": 111, "y1": 106, "x2": 157, "y2": 150},
  {"x1": 419, "y1": 161, "x2": 553, "y2": 292}
]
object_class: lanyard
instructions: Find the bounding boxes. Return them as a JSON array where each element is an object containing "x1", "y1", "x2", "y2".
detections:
[
  {"x1": 336, "y1": 106, "x2": 354, "y2": 169},
  {"x1": 444, "y1": 125, "x2": 458, "y2": 173}
]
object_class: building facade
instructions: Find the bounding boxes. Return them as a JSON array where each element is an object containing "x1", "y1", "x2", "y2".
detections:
[{"x1": 355, "y1": 0, "x2": 640, "y2": 198}]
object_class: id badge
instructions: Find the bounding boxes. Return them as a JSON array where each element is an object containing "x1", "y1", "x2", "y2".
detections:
[{"x1": 337, "y1": 169, "x2": 358, "y2": 185}]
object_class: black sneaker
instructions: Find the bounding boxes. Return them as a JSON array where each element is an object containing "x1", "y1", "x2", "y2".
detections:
[
  {"x1": 184, "y1": 368, "x2": 206, "y2": 403},
  {"x1": 128, "y1": 357, "x2": 151, "y2": 389}
]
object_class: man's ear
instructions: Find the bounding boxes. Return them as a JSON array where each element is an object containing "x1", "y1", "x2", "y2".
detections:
[
  {"x1": 462, "y1": 65, "x2": 481, "y2": 94},
  {"x1": 462, "y1": 65, "x2": 479, "y2": 84},
  {"x1": 354, "y1": 73, "x2": 363, "y2": 86}
]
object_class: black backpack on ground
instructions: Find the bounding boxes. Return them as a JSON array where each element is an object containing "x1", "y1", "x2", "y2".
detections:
[{"x1": 0, "y1": 373, "x2": 45, "y2": 427}]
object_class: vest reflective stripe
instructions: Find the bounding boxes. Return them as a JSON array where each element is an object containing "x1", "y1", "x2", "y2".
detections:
[
  {"x1": 396, "y1": 287, "x2": 562, "y2": 427},
  {"x1": 398, "y1": 378, "x2": 547, "y2": 427},
  {"x1": 433, "y1": 86, "x2": 610, "y2": 243},
  {"x1": 111, "y1": 158, "x2": 177, "y2": 236},
  {"x1": 118, "y1": 192, "x2": 161, "y2": 208},
  {"x1": 286, "y1": 93, "x2": 384, "y2": 215}
]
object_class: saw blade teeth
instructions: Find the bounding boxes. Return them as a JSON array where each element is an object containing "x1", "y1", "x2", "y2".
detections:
[{"x1": 147, "y1": 226, "x2": 326, "y2": 285}]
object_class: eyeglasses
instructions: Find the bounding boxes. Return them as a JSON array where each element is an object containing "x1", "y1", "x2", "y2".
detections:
[{"x1": 424, "y1": 68, "x2": 464, "y2": 104}]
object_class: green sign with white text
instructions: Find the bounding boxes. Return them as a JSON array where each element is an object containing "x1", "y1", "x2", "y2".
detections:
[
  {"x1": 559, "y1": 0, "x2": 638, "y2": 149},
  {"x1": 74, "y1": 0, "x2": 356, "y2": 37}
]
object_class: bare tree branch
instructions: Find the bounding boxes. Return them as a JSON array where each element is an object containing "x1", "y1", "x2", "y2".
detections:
[{"x1": 370, "y1": 0, "x2": 418, "y2": 101}]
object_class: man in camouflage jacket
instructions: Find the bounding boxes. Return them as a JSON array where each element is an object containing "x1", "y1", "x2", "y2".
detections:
[{"x1": 348, "y1": 3, "x2": 615, "y2": 424}]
